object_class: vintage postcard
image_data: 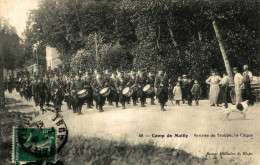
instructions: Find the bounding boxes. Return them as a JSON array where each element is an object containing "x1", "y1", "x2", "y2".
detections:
[{"x1": 0, "y1": 0, "x2": 259, "y2": 164}]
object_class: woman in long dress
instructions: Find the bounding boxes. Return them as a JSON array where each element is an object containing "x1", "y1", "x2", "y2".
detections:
[{"x1": 206, "y1": 70, "x2": 222, "y2": 106}]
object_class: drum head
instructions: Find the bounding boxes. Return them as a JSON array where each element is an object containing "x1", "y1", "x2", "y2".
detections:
[
  {"x1": 122, "y1": 87, "x2": 130, "y2": 95},
  {"x1": 143, "y1": 85, "x2": 151, "y2": 92},
  {"x1": 78, "y1": 89, "x2": 86, "y2": 95},
  {"x1": 100, "y1": 87, "x2": 109, "y2": 94}
]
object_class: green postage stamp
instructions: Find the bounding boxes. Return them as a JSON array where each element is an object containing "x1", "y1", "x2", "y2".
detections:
[{"x1": 12, "y1": 127, "x2": 57, "y2": 163}]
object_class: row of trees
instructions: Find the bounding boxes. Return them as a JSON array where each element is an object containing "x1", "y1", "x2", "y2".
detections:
[{"x1": 25, "y1": 0, "x2": 259, "y2": 80}]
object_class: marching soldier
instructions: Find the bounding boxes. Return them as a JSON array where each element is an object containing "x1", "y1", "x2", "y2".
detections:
[
  {"x1": 36, "y1": 77, "x2": 47, "y2": 113},
  {"x1": 44, "y1": 74, "x2": 52, "y2": 106},
  {"x1": 22, "y1": 76, "x2": 32, "y2": 101},
  {"x1": 115, "y1": 71, "x2": 128, "y2": 109},
  {"x1": 64, "y1": 74, "x2": 72, "y2": 109},
  {"x1": 83, "y1": 71, "x2": 93, "y2": 109},
  {"x1": 136, "y1": 69, "x2": 147, "y2": 107},
  {"x1": 70, "y1": 74, "x2": 86, "y2": 114},
  {"x1": 51, "y1": 74, "x2": 64, "y2": 113},
  {"x1": 154, "y1": 69, "x2": 168, "y2": 111},
  {"x1": 92, "y1": 71, "x2": 107, "y2": 112},
  {"x1": 104, "y1": 69, "x2": 114, "y2": 106},
  {"x1": 128, "y1": 70, "x2": 138, "y2": 106},
  {"x1": 125, "y1": 71, "x2": 131, "y2": 104},
  {"x1": 111, "y1": 72, "x2": 119, "y2": 108},
  {"x1": 147, "y1": 71, "x2": 156, "y2": 105},
  {"x1": 32, "y1": 76, "x2": 39, "y2": 106}
]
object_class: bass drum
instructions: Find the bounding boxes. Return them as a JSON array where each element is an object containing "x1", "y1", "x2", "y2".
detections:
[
  {"x1": 100, "y1": 87, "x2": 110, "y2": 97},
  {"x1": 77, "y1": 89, "x2": 88, "y2": 98},
  {"x1": 143, "y1": 84, "x2": 154, "y2": 95},
  {"x1": 122, "y1": 87, "x2": 133, "y2": 97}
]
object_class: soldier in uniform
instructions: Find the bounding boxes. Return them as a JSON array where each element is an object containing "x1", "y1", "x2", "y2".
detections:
[
  {"x1": 36, "y1": 77, "x2": 47, "y2": 113},
  {"x1": 64, "y1": 74, "x2": 72, "y2": 109},
  {"x1": 115, "y1": 71, "x2": 128, "y2": 109},
  {"x1": 111, "y1": 72, "x2": 119, "y2": 108},
  {"x1": 32, "y1": 76, "x2": 39, "y2": 106},
  {"x1": 125, "y1": 71, "x2": 131, "y2": 104},
  {"x1": 51, "y1": 74, "x2": 64, "y2": 113},
  {"x1": 22, "y1": 76, "x2": 32, "y2": 101},
  {"x1": 83, "y1": 71, "x2": 94, "y2": 109},
  {"x1": 70, "y1": 74, "x2": 86, "y2": 114},
  {"x1": 128, "y1": 70, "x2": 138, "y2": 106},
  {"x1": 104, "y1": 69, "x2": 114, "y2": 106},
  {"x1": 147, "y1": 71, "x2": 156, "y2": 105},
  {"x1": 154, "y1": 69, "x2": 168, "y2": 111},
  {"x1": 92, "y1": 71, "x2": 107, "y2": 112},
  {"x1": 44, "y1": 74, "x2": 52, "y2": 106},
  {"x1": 136, "y1": 69, "x2": 147, "y2": 107}
]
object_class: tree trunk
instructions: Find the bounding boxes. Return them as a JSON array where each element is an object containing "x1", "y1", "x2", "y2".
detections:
[
  {"x1": 95, "y1": 32, "x2": 100, "y2": 69},
  {"x1": 74, "y1": 0, "x2": 84, "y2": 39},
  {"x1": 0, "y1": 51, "x2": 4, "y2": 109},
  {"x1": 212, "y1": 20, "x2": 234, "y2": 85},
  {"x1": 166, "y1": 20, "x2": 180, "y2": 55}
]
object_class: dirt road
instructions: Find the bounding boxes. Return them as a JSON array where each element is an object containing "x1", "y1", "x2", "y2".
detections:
[{"x1": 6, "y1": 91, "x2": 260, "y2": 164}]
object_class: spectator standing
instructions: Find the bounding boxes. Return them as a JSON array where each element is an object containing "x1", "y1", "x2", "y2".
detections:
[
  {"x1": 242, "y1": 65, "x2": 253, "y2": 101},
  {"x1": 191, "y1": 80, "x2": 202, "y2": 105},
  {"x1": 206, "y1": 70, "x2": 222, "y2": 106},
  {"x1": 233, "y1": 67, "x2": 243, "y2": 104}
]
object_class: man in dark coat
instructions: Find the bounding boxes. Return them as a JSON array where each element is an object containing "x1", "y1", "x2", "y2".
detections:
[
  {"x1": 136, "y1": 69, "x2": 147, "y2": 107},
  {"x1": 128, "y1": 70, "x2": 138, "y2": 106},
  {"x1": 32, "y1": 77, "x2": 39, "y2": 106},
  {"x1": 70, "y1": 74, "x2": 86, "y2": 114},
  {"x1": 115, "y1": 71, "x2": 128, "y2": 109},
  {"x1": 104, "y1": 69, "x2": 114, "y2": 106},
  {"x1": 51, "y1": 74, "x2": 64, "y2": 113},
  {"x1": 36, "y1": 77, "x2": 47, "y2": 113},
  {"x1": 154, "y1": 70, "x2": 168, "y2": 111},
  {"x1": 83, "y1": 71, "x2": 94, "y2": 109},
  {"x1": 147, "y1": 71, "x2": 156, "y2": 105},
  {"x1": 92, "y1": 71, "x2": 107, "y2": 112}
]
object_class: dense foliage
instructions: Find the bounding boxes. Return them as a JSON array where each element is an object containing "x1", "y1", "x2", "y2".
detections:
[{"x1": 25, "y1": 0, "x2": 259, "y2": 79}]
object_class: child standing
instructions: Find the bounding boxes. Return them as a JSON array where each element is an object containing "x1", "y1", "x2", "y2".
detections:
[
  {"x1": 173, "y1": 82, "x2": 182, "y2": 105},
  {"x1": 191, "y1": 80, "x2": 202, "y2": 105}
]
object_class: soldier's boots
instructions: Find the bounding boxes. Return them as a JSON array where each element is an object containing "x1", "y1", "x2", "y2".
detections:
[
  {"x1": 151, "y1": 98, "x2": 156, "y2": 105},
  {"x1": 133, "y1": 100, "x2": 137, "y2": 106},
  {"x1": 122, "y1": 102, "x2": 126, "y2": 109},
  {"x1": 99, "y1": 106, "x2": 104, "y2": 112},
  {"x1": 160, "y1": 103, "x2": 166, "y2": 111},
  {"x1": 115, "y1": 102, "x2": 119, "y2": 108},
  {"x1": 87, "y1": 103, "x2": 93, "y2": 109},
  {"x1": 141, "y1": 101, "x2": 146, "y2": 107},
  {"x1": 78, "y1": 107, "x2": 83, "y2": 115},
  {"x1": 109, "y1": 101, "x2": 114, "y2": 106}
]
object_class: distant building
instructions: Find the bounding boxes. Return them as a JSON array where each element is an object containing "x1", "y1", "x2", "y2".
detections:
[{"x1": 46, "y1": 46, "x2": 62, "y2": 70}]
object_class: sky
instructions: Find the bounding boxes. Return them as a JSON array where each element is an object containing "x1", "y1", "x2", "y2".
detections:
[{"x1": 0, "y1": 0, "x2": 39, "y2": 36}]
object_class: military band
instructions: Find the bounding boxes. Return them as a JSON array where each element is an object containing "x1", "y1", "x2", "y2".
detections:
[{"x1": 4, "y1": 68, "x2": 171, "y2": 114}]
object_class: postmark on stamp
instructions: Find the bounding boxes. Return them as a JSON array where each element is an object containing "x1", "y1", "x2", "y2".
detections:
[
  {"x1": 13, "y1": 127, "x2": 57, "y2": 163},
  {"x1": 12, "y1": 105, "x2": 68, "y2": 164}
]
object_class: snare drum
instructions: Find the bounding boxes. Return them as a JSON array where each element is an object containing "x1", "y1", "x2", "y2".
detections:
[
  {"x1": 77, "y1": 89, "x2": 88, "y2": 98},
  {"x1": 143, "y1": 84, "x2": 154, "y2": 95},
  {"x1": 122, "y1": 87, "x2": 133, "y2": 97},
  {"x1": 100, "y1": 87, "x2": 110, "y2": 97}
]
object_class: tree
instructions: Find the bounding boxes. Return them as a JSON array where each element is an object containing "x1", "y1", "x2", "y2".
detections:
[{"x1": 0, "y1": 18, "x2": 19, "y2": 109}]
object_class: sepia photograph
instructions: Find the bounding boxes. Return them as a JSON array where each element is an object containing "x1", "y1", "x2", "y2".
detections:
[{"x1": 0, "y1": 0, "x2": 259, "y2": 164}]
